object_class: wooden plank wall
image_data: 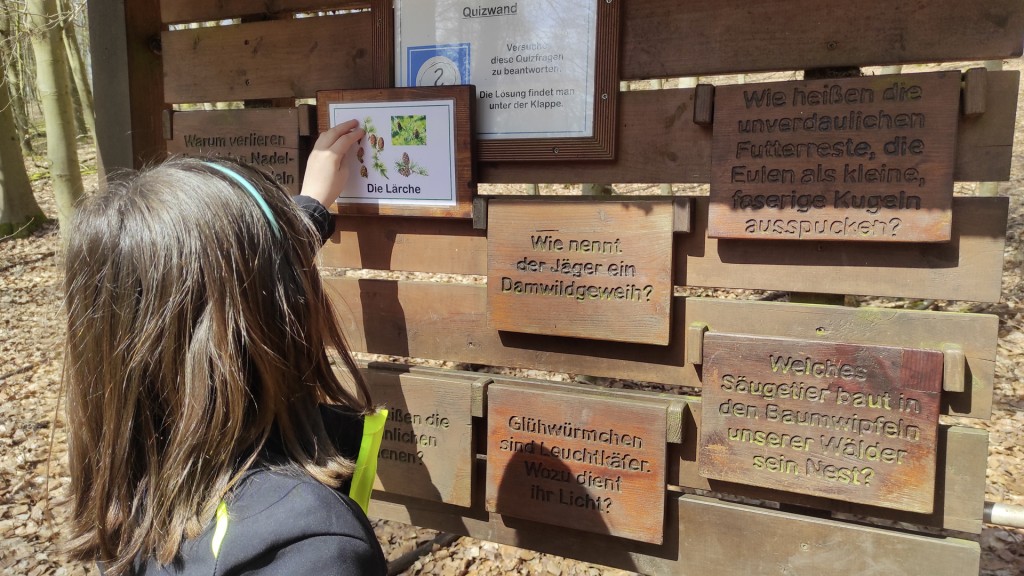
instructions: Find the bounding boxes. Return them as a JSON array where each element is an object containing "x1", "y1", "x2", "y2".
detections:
[{"x1": 90, "y1": 0, "x2": 1024, "y2": 573}]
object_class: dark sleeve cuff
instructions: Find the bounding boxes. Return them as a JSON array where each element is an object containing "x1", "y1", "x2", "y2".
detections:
[{"x1": 292, "y1": 195, "x2": 337, "y2": 246}]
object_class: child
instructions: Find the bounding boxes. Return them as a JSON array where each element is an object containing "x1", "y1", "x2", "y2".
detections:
[{"x1": 61, "y1": 120, "x2": 388, "y2": 575}]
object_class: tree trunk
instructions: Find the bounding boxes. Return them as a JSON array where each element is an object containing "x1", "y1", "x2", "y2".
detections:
[
  {"x1": 62, "y1": 0, "x2": 95, "y2": 141},
  {"x1": 0, "y1": 68, "x2": 45, "y2": 238},
  {"x1": 0, "y1": 5, "x2": 34, "y2": 156},
  {"x1": 26, "y1": 0, "x2": 83, "y2": 229}
]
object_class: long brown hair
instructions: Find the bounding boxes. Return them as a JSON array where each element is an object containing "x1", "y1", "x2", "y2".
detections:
[{"x1": 62, "y1": 157, "x2": 371, "y2": 575}]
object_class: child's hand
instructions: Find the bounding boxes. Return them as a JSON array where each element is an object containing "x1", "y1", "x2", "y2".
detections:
[{"x1": 300, "y1": 119, "x2": 366, "y2": 207}]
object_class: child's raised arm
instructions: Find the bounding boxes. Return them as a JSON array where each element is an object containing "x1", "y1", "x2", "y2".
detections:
[{"x1": 300, "y1": 119, "x2": 366, "y2": 208}]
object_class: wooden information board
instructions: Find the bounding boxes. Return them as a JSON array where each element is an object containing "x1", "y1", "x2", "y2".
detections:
[
  {"x1": 370, "y1": 372, "x2": 475, "y2": 507},
  {"x1": 486, "y1": 382, "x2": 667, "y2": 543},
  {"x1": 487, "y1": 200, "x2": 674, "y2": 345},
  {"x1": 166, "y1": 108, "x2": 303, "y2": 194},
  {"x1": 710, "y1": 72, "x2": 960, "y2": 242},
  {"x1": 699, "y1": 333, "x2": 943, "y2": 513}
]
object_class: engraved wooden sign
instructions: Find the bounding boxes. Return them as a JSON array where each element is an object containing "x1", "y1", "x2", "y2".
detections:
[
  {"x1": 487, "y1": 200, "x2": 674, "y2": 345},
  {"x1": 486, "y1": 382, "x2": 667, "y2": 543},
  {"x1": 710, "y1": 72, "x2": 960, "y2": 242},
  {"x1": 698, "y1": 333, "x2": 943, "y2": 513},
  {"x1": 369, "y1": 372, "x2": 475, "y2": 507},
  {"x1": 166, "y1": 108, "x2": 303, "y2": 194}
]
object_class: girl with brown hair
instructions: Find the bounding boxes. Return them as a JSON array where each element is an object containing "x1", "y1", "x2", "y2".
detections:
[{"x1": 61, "y1": 120, "x2": 388, "y2": 575}]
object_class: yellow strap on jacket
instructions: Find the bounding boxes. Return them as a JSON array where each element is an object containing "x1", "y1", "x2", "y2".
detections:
[
  {"x1": 349, "y1": 409, "x2": 388, "y2": 514},
  {"x1": 211, "y1": 500, "x2": 229, "y2": 558}
]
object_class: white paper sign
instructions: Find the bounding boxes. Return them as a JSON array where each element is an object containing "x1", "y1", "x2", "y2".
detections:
[
  {"x1": 395, "y1": 0, "x2": 597, "y2": 140},
  {"x1": 329, "y1": 100, "x2": 457, "y2": 207}
]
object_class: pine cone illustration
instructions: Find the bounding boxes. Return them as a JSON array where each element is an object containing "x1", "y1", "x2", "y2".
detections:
[
  {"x1": 369, "y1": 134, "x2": 377, "y2": 148},
  {"x1": 399, "y1": 167, "x2": 411, "y2": 177},
  {"x1": 359, "y1": 165, "x2": 368, "y2": 178},
  {"x1": 413, "y1": 128, "x2": 420, "y2": 140},
  {"x1": 401, "y1": 152, "x2": 410, "y2": 167},
  {"x1": 376, "y1": 138, "x2": 384, "y2": 151},
  {"x1": 356, "y1": 147, "x2": 365, "y2": 162}
]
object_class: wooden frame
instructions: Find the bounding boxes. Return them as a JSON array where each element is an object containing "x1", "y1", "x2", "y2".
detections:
[
  {"x1": 316, "y1": 86, "x2": 476, "y2": 218},
  {"x1": 385, "y1": 0, "x2": 621, "y2": 162}
]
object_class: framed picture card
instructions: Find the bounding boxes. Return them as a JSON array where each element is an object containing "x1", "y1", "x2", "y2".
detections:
[
  {"x1": 389, "y1": 0, "x2": 620, "y2": 162},
  {"x1": 316, "y1": 86, "x2": 475, "y2": 219}
]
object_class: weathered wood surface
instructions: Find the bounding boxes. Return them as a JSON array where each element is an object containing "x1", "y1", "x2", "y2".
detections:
[
  {"x1": 486, "y1": 383, "x2": 668, "y2": 543},
  {"x1": 480, "y1": 376, "x2": 986, "y2": 532},
  {"x1": 326, "y1": 277, "x2": 693, "y2": 384},
  {"x1": 157, "y1": 31, "x2": 1019, "y2": 182},
  {"x1": 323, "y1": 196, "x2": 1009, "y2": 303},
  {"x1": 368, "y1": 492, "x2": 980, "y2": 575},
  {"x1": 363, "y1": 368, "x2": 476, "y2": 507},
  {"x1": 685, "y1": 299, "x2": 997, "y2": 420},
  {"x1": 324, "y1": 215, "x2": 487, "y2": 273},
  {"x1": 683, "y1": 196, "x2": 1009, "y2": 303},
  {"x1": 479, "y1": 72, "x2": 1020, "y2": 184},
  {"x1": 355, "y1": 369, "x2": 985, "y2": 533},
  {"x1": 621, "y1": 0, "x2": 1023, "y2": 79},
  {"x1": 162, "y1": 13, "x2": 375, "y2": 103},
  {"x1": 678, "y1": 401, "x2": 988, "y2": 534},
  {"x1": 325, "y1": 280, "x2": 996, "y2": 418},
  {"x1": 161, "y1": 0, "x2": 1024, "y2": 79},
  {"x1": 699, "y1": 333, "x2": 943, "y2": 514},
  {"x1": 87, "y1": 0, "x2": 132, "y2": 171},
  {"x1": 161, "y1": 0, "x2": 369, "y2": 24},
  {"x1": 487, "y1": 200, "x2": 674, "y2": 344},
  {"x1": 710, "y1": 72, "x2": 961, "y2": 243},
  {"x1": 115, "y1": 0, "x2": 166, "y2": 169}
]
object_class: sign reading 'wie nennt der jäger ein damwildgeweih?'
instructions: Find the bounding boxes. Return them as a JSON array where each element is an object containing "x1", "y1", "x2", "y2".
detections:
[
  {"x1": 710, "y1": 72, "x2": 961, "y2": 242},
  {"x1": 395, "y1": 0, "x2": 597, "y2": 141}
]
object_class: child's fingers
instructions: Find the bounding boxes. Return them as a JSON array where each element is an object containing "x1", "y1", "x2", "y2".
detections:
[
  {"x1": 315, "y1": 119, "x2": 361, "y2": 150},
  {"x1": 329, "y1": 127, "x2": 366, "y2": 158}
]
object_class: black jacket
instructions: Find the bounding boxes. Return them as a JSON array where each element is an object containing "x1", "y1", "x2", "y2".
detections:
[
  {"x1": 292, "y1": 195, "x2": 336, "y2": 244},
  {"x1": 128, "y1": 469, "x2": 387, "y2": 575}
]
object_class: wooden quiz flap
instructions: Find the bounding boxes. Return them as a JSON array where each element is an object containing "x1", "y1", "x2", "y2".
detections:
[
  {"x1": 165, "y1": 108, "x2": 307, "y2": 195},
  {"x1": 697, "y1": 332, "x2": 943, "y2": 514},
  {"x1": 363, "y1": 366, "x2": 480, "y2": 507},
  {"x1": 486, "y1": 198, "x2": 687, "y2": 345},
  {"x1": 485, "y1": 379, "x2": 670, "y2": 544},
  {"x1": 710, "y1": 72, "x2": 961, "y2": 242}
]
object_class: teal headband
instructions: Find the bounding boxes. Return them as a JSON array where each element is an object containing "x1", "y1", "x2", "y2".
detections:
[{"x1": 204, "y1": 162, "x2": 281, "y2": 238}]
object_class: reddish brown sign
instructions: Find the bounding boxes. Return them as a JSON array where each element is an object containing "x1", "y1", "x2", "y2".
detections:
[
  {"x1": 710, "y1": 72, "x2": 960, "y2": 242},
  {"x1": 487, "y1": 200, "x2": 674, "y2": 345},
  {"x1": 699, "y1": 333, "x2": 942, "y2": 513},
  {"x1": 166, "y1": 108, "x2": 303, "y2": 194},
  {"x1": 371, "y1": 373, "x2": 475, "y2": 507},
  {"x1": 486, "y1": 382, "x2": 667, "y2": 543}
]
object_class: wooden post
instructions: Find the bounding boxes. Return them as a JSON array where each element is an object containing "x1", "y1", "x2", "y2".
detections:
[{"x1": 977, "y1": 60, "x2": 1003, "y2": 197}]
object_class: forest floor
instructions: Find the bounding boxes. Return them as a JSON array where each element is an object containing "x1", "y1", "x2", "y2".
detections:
[{"x1": 2, "y1": 61, "x2": 1023, "y2": 575}]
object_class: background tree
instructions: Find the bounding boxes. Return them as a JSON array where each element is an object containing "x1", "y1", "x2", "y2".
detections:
[
  {"x1": 1, "y1": 2, "x2": 35, "y2": 156},
  {"x1": 26, "y1": 0, "x2": 82, "y2": 227},
  {"x1": 60, "y1": 0, "x2": 95, "y2": 142},
  {"x1": 0, "y1": 72, "x2": 44, "y2": 238}
]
